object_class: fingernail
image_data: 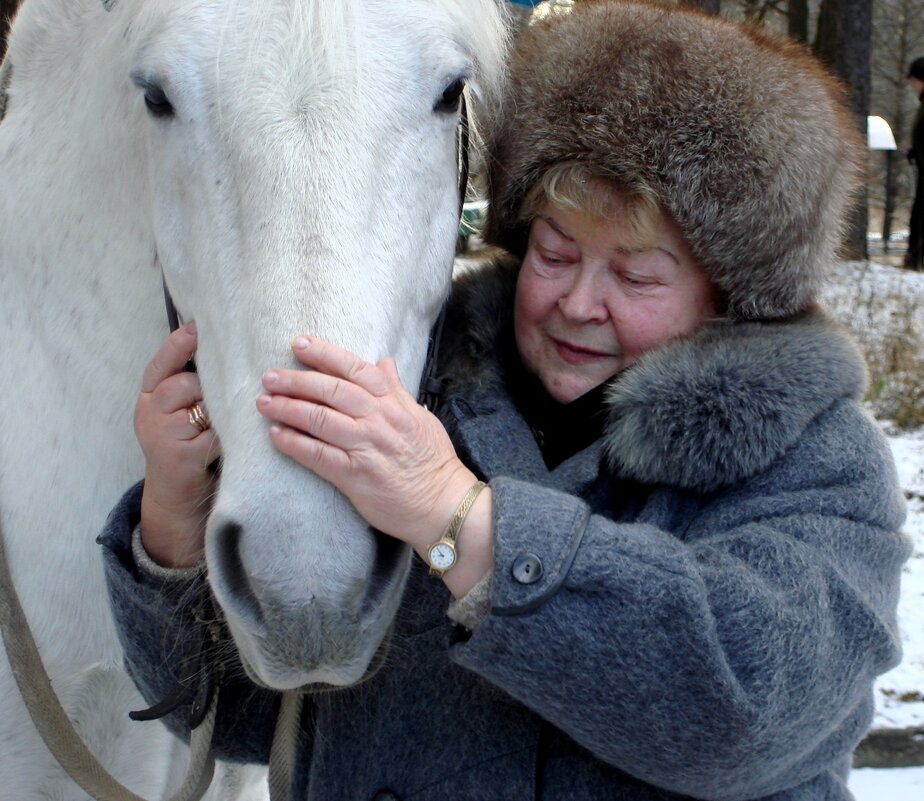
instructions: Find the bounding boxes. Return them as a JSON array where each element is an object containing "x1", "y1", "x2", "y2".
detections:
[
  {"x1": 185, "y1": 320, "x2": 197, "y2": 334},
  {"x1": 263, "y1": 371, "x2": 279, "y2": 386},
  {"x1": 269, "y1": 424, "x2": 283, "y2": 436},
  {"x1": 257, "y1": 394, "x2": 272, "y2": 408},
  {"x1": 293, "y1": 337, "x2": 310, "y2": 350}
]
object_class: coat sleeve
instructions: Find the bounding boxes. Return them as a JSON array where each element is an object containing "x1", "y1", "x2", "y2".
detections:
[
  {"x1": 98, "y1": 481, "x2": 289, "y2": 765},
  {"x1": 449, "y1": 402, "x2": 910, "y2": 801}
]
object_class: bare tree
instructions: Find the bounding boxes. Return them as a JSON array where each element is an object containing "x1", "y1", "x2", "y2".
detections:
[
  {"x1": 870, "y1": 0, "x2": 924, "y2": 250},
  {"x1": 703, "y1": 0, "x2": 790, "y2": 37},
  {"x1": 813, "y1": 0, "x2": 873, "y2": 259},
  {"x1": 740, "y1": 0, "x2": 785, "y2": 24},
  {"x1": 788, "y1": 0, "x2": 809, "y2": 43},
  {"x1": 682, "y1": 0, "x2": 722, "y2": 13}
]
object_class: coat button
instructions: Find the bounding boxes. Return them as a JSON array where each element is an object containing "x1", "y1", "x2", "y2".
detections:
[
  {"x1": 511, "y1": 553, "x2": 543, "y2": 584},
  {"x1": 371, "y1": 791, "x2": 401, "y2": 801}
]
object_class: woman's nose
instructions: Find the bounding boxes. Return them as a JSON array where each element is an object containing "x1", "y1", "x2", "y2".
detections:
[{"x1": 557, "y1": 267, "x2": 608, "y2": 322}]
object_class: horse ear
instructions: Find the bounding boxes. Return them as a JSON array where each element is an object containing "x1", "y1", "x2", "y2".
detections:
[{"x1": 102, "y1": 0, "x2": 117, "y2": 11}]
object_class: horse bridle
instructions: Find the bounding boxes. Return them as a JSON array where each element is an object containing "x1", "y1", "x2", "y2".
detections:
[
  {"x1": 161, "y1": 93, "x2": 470, "y2": 413},
  {"x1": 418, "y1": 92, "x2": 469, "y2": 411}
]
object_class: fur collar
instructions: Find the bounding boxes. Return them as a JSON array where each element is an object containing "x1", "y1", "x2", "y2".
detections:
[{"x1": 441, "y1": 258, "x2": 867, "y2": 493}]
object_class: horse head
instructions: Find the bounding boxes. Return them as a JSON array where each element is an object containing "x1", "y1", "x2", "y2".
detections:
[{"x1": 126, "y1": 0, "x2": 506, "y2": 689}]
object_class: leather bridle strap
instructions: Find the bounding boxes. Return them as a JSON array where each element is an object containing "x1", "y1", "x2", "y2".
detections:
[
  {"x1": 458, "y1": 93, "x2": 470, "y2": 220},
  {"x1": 418, "y1": 91, "x2": 469, "y2": 413},
  {"x1": 0, "y1": 522, "x2": 218, "y2": 801}
]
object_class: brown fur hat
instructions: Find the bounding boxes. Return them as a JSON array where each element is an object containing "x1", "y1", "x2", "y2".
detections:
[{"x1": 483, "y1": 0, "x2": 864, "y2": 320}]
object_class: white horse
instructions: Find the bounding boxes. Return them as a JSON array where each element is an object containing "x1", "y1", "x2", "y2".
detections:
[{"x1": 0, "y1": 0, "x2": 507, "y2": 798}]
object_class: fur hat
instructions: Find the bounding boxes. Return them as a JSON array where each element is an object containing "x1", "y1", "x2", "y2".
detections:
[{"x1": 484, "y1": 0, "x2": 864, "y2": 320}]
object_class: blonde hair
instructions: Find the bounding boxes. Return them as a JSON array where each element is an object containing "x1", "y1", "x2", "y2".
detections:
[{"x1": 518, "y1": 162, "x2": 663, "y2": 252}]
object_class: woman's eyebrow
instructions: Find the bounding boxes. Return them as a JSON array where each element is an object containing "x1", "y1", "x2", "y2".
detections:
[{"x1": 541, "y1": 216, "x2": 574, "y2": 241}]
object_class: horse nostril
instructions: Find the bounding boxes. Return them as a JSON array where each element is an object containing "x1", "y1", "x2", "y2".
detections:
[{"x1": 211, "y1": 520, "x2": 265, "y2": 625}]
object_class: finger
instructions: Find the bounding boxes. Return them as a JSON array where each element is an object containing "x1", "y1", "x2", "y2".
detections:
[
  {"x1": 169, "y1": 408, "x2": 218, "y2": 443},
  {"x1": 157, "y1": 427, "x2": 220, "y2": 470},
  {"x1": 135, "y1": 403, "x2": 215, "y2": 452},
  {"x1": 187, "y1": 428, "x2": 222, "y2": 466},
  {"x1": 268, "y1": 422, "x2": 350, "y2": 481},
  {"x1": 136, "y1": 386, "x2": 200, "y2": 439},
  {"x1": 257, "y1": 394, "x2": 359, "y2": 449},
  {"x1": 290, "y1": 337, "x2": 390, "y2": 396},
  {"x1": 262, "y1": 368, "x2": 372, "y2": 417},
  {"x1": 377, "y1": 357, "x2": 415, "y2": 401},
  {"x1": 148, "y1": 372, "x2": 206, "y2": 415},
  {"x1": 141, "y1": 322, "x2": 198, "y2": 393},
  {"x1": 380, "y1": 357, "x2": 403, "y2": 386}
]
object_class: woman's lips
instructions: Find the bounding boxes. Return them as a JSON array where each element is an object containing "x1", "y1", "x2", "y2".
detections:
[{"x1": 552, "y1": 338, "x2": 615, "y2": 365}]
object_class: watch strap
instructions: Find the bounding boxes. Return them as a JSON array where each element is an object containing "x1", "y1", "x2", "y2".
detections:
[{"x1": 427, "y1": 480, "x2": 487, "y2": 576}]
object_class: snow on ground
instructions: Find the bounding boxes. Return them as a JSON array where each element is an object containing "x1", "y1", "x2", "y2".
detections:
[
  {"x1": 822, "y1": 261, "x2": 924, "y2": 732},
  {"x1": 876, "y1": 427, "x2": 924, "y2": 730},
  {"x1": 824, "y1": 259, "x2": 924, "y2": 333},
  {"x1": 821, "y1": 259, "x2": 924, "y2": 796},
  {"x1": 849, "y1": 764, "x2": 924, "y2": 800}
]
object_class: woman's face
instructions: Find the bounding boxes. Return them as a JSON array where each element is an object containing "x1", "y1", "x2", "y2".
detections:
[{"x1": 514, "y1": 202, "x2": 716, "y2": 404}]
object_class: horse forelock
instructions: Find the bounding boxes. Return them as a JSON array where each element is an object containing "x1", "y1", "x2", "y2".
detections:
[
  {"x1": 200, "y1": 0, "x2": 506, "y2": 142},
  {"x1": 224, "y1": 0, "x2": 361, "y2": 99}
]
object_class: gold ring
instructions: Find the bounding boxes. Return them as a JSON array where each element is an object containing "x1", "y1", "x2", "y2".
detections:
[{"x1": 187, "y1": 402, "x2": 210, "y2": 433}]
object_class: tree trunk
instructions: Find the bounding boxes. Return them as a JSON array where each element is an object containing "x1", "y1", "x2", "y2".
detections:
[
  {"x1": 814, "y1": 0, "x2": 873, "y2": 260},
  {"x1": 883, "y1": 150, "x2": 896, "y2": 251},
  {"x1": 788, "y1": 0, "x2": 809, "y2": 43},
  {"x1": 682, "y1": 0, "x2": 722, "y2": 14}
]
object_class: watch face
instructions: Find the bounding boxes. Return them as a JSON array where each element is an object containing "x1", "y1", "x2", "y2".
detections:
[{"x1": 429, "y1": 541, "x2": 456, "y2": 571}]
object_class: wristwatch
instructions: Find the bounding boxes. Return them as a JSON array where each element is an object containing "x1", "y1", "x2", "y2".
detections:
[
  {"x1": 427, "y1": 538, "x2": 459, "y2": 576},
  {"x1": 427, "y1": 480, "x2": 487, "y2": 577}
]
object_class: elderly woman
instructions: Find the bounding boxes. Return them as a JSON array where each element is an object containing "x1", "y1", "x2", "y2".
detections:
[{"x1": 100, "y1": 3, "x2": 910, "y2": 800}]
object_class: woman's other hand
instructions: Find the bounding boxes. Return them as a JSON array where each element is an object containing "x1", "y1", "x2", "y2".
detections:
[{"x1": 137, "y1": 322, "x2": 220, "y2": 568}]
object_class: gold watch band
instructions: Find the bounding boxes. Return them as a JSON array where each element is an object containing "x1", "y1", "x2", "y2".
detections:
[
  {"x1": 444, "y1": 480, "x2": 487, "y2": 544},
  {"x1": 428, "y1": 480, "x2": 487, "y2": 576}
]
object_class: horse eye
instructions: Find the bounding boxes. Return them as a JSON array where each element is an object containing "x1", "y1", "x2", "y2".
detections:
[
  {"x1": 143, "y1": 86, "x2": 174, "y2": 118},
  {"x1": 434, "y1": 78, "x2": 466, "y2": 114}
]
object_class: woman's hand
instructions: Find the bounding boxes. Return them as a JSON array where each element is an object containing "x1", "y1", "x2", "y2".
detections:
[
  {"x1": 136, "y1": 322, "x2": 220, "y2": 568},
  {"x1": 256, "y1": 337, "x2": 493, "y2": 596}
]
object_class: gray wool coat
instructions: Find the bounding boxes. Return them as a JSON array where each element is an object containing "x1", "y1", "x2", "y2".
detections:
[{"x1": 100, "y1": 259, "x2": 910, "y2": 801}]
